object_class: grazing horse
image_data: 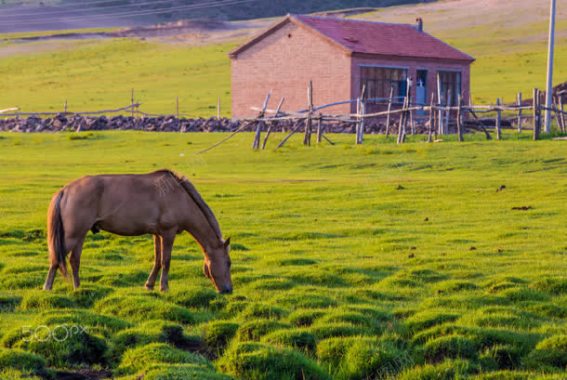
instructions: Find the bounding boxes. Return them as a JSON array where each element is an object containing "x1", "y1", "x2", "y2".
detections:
[{"x1": 43, "y1": 170, "x2": 232, "y2": 293}]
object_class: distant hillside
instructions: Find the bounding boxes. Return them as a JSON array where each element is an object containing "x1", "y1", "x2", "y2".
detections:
[{"x1": 0, "y1": 0, "x2": 429, "y2": 33}]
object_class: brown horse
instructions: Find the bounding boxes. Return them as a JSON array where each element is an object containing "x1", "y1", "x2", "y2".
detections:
[{"x1": 43, "y1": 170, "x2": 232, "y2": 293}]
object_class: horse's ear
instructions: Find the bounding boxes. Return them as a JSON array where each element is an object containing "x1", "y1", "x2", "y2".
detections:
[{"x1": 224, "y1": 237, "x2": 231, "y2": 248}]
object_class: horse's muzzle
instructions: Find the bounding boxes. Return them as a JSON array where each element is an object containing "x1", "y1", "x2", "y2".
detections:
[{"x1": 219, "y1": 285, "x2": 233, "y2": 294}]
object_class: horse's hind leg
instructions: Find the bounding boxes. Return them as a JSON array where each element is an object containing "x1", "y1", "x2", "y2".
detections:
[
  {"x1": 43, "y1": 264, "x2": 58, "y2": 290},
  {"x1": 69, "y1": 237, "x2": 85, "y2": 290},
  {"x1": 159, "y1": 231, "x2": 176, "y2": 292},
  {"x1": 145, "y1": 235, "x2": 162, "y2": 290}
]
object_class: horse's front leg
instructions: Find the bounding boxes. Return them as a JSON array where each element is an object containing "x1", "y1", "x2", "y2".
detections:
[
  {"x1": 145, "y1": 235, "x2": 162, "y2": 290},
  {"x1": 159, "y1": 231, "x2": 175, "y2": 292}
]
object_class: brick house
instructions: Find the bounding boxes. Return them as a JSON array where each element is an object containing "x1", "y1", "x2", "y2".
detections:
[{"x1": 229, "y1": 14, "x2": 474, "y2": 118}]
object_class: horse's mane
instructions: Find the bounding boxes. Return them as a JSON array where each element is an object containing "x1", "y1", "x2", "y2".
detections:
[{"x1": 157, "y1": 170, "x2": 223, "y2": 242}]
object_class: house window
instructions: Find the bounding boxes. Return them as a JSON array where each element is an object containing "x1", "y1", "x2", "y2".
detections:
[
  {"x1": 437, "y1": 71, "x2": 461, "y2": 105},
  {"x1": 360, "y1": 66, "x2": 408, "y2": 101}
]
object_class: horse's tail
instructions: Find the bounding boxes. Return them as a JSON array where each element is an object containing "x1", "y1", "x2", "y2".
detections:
[{"x1": 47, "y1": 190, "x2": 68, "y2": 277}]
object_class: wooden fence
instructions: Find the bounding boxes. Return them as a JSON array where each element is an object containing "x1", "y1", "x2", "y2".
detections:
[
  {"x1": 2, "y1": 84, "x2": 566, "y2": 152},
  {"x1": 222, "y1": 81, "x2": 567, "y2": 151}
]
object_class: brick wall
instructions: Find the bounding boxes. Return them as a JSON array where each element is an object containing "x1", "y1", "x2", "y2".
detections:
[{"x1": 231, "y1": 21, "x2": 352, "y2": 118}]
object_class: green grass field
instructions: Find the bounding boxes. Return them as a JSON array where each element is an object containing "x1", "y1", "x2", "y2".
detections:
[
  {"x1": 1, "y1": 131, "x2": 567, "y2": 379},
  {"x1": 0, "y1": 39, "x2": 236, "y2": 116}
]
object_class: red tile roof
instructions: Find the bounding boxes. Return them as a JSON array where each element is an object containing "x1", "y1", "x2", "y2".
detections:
[
  {"x1": 294, "y1": 15, "x2": 474, "y2": 62},
  {"x1": 230, "y1": 15, "x2": 474, "y2": 63}
]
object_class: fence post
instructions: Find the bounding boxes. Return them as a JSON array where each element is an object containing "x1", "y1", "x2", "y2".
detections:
[
  {"x1": 262, "y1": 97, "x2": 284, "y2": 150},
  {"x1": 553, "y1": 95, "x2": 565, "y2": 133},
  {"x1": 131, "y1": 88, "x2": 135, "y2": 118},
  {"x1": 355, "y1": 85, "x2": 365, "y2": 145},
  {"x1": 360, "y1": 98, "x2": 366, "y2": 144},
  {"x1": 356, "y1": 97, "x2": 361, "y2": 144},
  {"x1": 398, "y1": 80, "x2": 412, "y2": 144},
  {"x1": 252, "y1": 93, "x2": 270, "y2": 150},
  {"x1": 316, "y1": 114, "x2": 323, "y2": 144},
  {"x1": 397, "y1": 95, "x2": 410, "y2": 144},
  {"x1": 457, "y1": 94, "x2": 464, "y2": 142},
  {"x1": 428, "y1": 93, "x2": 435, "y2": 143},
  {"x1": 445, "y1": 89, "x2": 452, "y2": 134},
  {"x1": 533, "y1": 88, "x2": 540, "y2": 140},
  {"x1": 304, "y1": 81, "x2": 313, "y2": 146},
  {"x1": 495, "y1": 98, "x2": 502, "y2": 140},
  {"x1": 410, "y1": 93, "x2": 415, "y2": 135},
  {"x1": 385, "y1": 86, "x2": 394, "y2": 137},
  {"x1": 516, "y1": 92, "x2": 522, "y2": 133},
  {"x1": 357, "y1": 93, "x2": 366, "y2": 145},
  {"x1": 561, "y1": 96, "x2": 566, "y2": 133},
  {"x1": 436, "y1": 72, "x2": 443, "y2": 135}
]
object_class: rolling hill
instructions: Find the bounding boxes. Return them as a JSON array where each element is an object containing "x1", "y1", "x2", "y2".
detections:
[
  {"x1": 0, "y1": 0, "x2": 564, "y2": 115},
  {"x1": 0, "y1": 0, "x2": 425, "y2": 33}
]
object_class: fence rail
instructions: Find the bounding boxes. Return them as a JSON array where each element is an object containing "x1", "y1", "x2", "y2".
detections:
[
  {"x1": 232, "y1": 81, "x2": 566, "y2": 151},
  {"x1": 2, "y1": 83, "x2": 566, "y2": 151}
]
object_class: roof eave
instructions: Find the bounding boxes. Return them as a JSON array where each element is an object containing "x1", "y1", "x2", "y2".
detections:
[
  {"x1": 290, "y1": 15, "x2": 354, "y2": 56},
  {"x1": 351, "y1": 51, "x2": 475, "y2": 64},
  {"x1": 229, "y1": 15, "x2": 293, "y2": 59}
]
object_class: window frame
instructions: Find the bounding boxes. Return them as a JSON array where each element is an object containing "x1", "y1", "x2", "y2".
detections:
[
  {"x1": 359, "y1": 65, "x2": 409, "y2": 102},
  {"x1": 436, "y1": 70, "x2": 462, "y2": 105}
]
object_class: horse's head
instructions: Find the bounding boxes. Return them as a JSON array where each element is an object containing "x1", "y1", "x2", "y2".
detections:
[{"x1": 203, "y1": 237, "x2": 232, "y2": 294}]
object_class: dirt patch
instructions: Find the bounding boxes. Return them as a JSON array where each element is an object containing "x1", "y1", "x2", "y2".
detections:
[
  {"x1": 54, "y1": 369, "x2": 112, "y2": 380},
  {"x1": 0, "y1": 17, "x2": 274, "y2": 48}
]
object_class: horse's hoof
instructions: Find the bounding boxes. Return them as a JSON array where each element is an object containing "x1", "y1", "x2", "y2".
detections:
[
  {"x1": 160, "y1": 287, "x2": 169, "y2": 292},
  {"x1": 145, "y1": 284, "x2": 154, "y2": 291}
]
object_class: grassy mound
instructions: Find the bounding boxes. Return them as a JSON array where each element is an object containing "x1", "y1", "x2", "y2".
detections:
[
  {"x1": 423, "y1": 335, "x2": 479, "y2": 363},
  {"x1": 524, "y1": 335, "x2": 567, "y2": 371},
  {"x1": 168, "y1": 286, "x2": 219, "y2": 309},
  {"x1": 143, "y1": 364, "x2": 233, "y2": 380},
  {"x1": 118, "y1": 343, "x2": 211, "y2": 375},
  {"x1": 69, "y1": 284, "x2": 113, "y2": 307},
  {"x1": 405, "y1": 310, "x2": 460, "y2": 333},
  {"x1": 202, "y1": 321, "x2": 239, "y2": 357},
  {"x1": 218, "y1": 342, "x2": 330, "y2": 380},
  {"x1": 317, "y1": 309, "x2": 378, "y2": 329},
  {"x1": 317, "y1": 337, "x2": 411, "y2": 379},
  {"x1": 478, "y1": 344, "x2": 524, "y2": 371},
  {"x1": 19, "y1": 291, "x2": 75, "y2": 310},
  {"x1": 0, "y1": 348, "x2": 48, "y2": 377},
  {"x1": 287, "y1": 309, "x2": 325, "y2": 327},
  {"x1": 38, "y1": 309, "x2": 131, "y2": 335},
  {"x1": 0, "y1": 368, "x2": 42, "y2": 380},
  {"x1": 261, "y1": 328, "x2": 317, "y2": 354},
  {"x1": 0, "y1": 294, "x2": 22, "y2": 312},
  {"x1": 6, "y1": 323, "x2": 108, "y2": 368},
  {"x1": 236, "y1": 319, "x2": 290, "y2": 342},
  {"x1": 113, "y1": 321, "x2": 202, "y2": 359},
  {"x1": 0, "y1": 271, "x2": 44, "y2": 290},
  {"x1": 274, "y1": 289, "x2": 337, "y2": 309},
  {"x1": 309, "y1": 323, "x2": 371, "y2": 340},
  {"x1": 398, "y1": 359, "x2": 477, "y2": 380},
  {"x1": 529, "y1": 278, "x2": 567, "y2": 295},
  {"x1": 239, "y1": 303, "x2": 288, "y2": 320},
  {"x1": 95, "y1": 294, "x2": 194, "y2": 324}
]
